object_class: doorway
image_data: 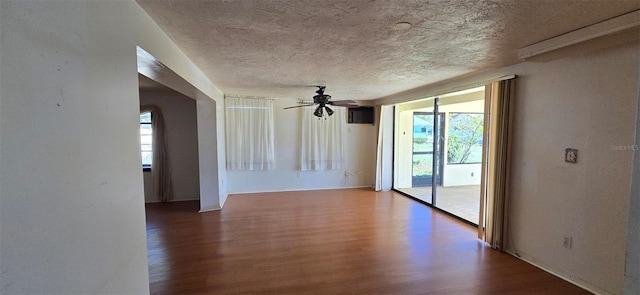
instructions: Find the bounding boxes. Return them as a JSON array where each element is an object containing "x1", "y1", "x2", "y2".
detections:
[
  {"x1": 139, "y1": 75, "x2": 201, "y2": 203},
  {"x1": 137, "y1": 46, "x2": 225, "y2": 211}
]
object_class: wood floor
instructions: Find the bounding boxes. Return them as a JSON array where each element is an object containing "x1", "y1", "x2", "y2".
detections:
[
  {"x1": 398, "y1": 185, "x2": 481, "y2": 223},
  {"x1": 146, "y1": 188, "x2": 589, "y2": 294}
]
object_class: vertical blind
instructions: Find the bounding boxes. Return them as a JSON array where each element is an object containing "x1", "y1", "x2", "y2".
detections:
[
  {"x1": 478, "y1": 78, "x2": 516, "y2": 250},
  {"x1": 225, "y1": 96, "x2": 275, "y2": 170},
  {"x1": 301, "y1": 107, "x2": 345, "y2": 170}
]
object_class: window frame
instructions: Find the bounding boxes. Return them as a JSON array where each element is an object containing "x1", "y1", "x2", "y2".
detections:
[{"x1": 140, "y1": 112, "x2": 152, "y2": 171}]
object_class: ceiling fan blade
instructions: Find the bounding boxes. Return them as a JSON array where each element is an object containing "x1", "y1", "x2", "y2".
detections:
[
  {"x1": 283, "y1": 104, "x2": 314, "y2": 110},
  {"x1": 329, "y1": 100, "x2": 358, "y2": 107}
]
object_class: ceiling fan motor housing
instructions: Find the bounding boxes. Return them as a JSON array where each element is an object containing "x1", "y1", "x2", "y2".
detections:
[
  {"x1": 282, "y1": 85, "x2": 356, "y2": 113},
  {"x1": 313, "y1": 94, "x2": 331, "y2": 104}
]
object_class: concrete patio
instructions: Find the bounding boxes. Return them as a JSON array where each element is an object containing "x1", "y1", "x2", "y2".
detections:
[{"x1": 397, "y1": 185, "x2": 480, "y2": 224}]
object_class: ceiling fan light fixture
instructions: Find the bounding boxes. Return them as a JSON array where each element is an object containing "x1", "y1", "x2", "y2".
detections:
[
  {"x1": 313, "y1": 105, "x2": 324, "y2": 117},
  {"x1": 324, "y1": 106, "x2": 334, "y2": 116}
]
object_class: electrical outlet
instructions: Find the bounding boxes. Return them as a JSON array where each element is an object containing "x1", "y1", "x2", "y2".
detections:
[{"x1": 563, "y1": 236, "x2": 572, "y2": 249}]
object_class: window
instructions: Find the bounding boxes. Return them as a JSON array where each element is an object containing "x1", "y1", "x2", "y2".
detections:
[
  {"x1": 140, "y1": 112, "x2": 152, "y2": 169},
  {"x1": 225, "y1": 96, "x2": 275, "y2": 170},
  {"x1": 300, "y1": 107, "x2": 345, "y2": 170}
]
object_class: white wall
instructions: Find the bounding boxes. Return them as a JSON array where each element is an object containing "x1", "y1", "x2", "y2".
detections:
[
  {"x1": 140, "y1": 90, "x2": 200, "y2": 202},
  {"x1": 226, "y1": 98, "x2": 376, "y2": 193},
  {"x1": 0, "y1": 1, "x2": 149, "y2": 293},
  {"x1": 215, "y1": 98, "x2": 228, "y2": 205},
  {"x1": 377, "y1": 105, "x2": 394, "y2": 191},
  {"x1": 625, "y1": 73, "x2": 640, "y2": 293},
  {"x1": 136, "y1": 4, "x2": 228, "y2": 210},
  {"x1": 377, "y1": 29, "x2": 639, "y2": 294},
  {"x1": 507, "y1": 35, "x2": 637, "y2": 294},
  {"x1": 442, "y1": 164, "x2": 481, "y2": 187},
  {"x1": 196, "y1": 94, "x2": 226, "y2": 211}
]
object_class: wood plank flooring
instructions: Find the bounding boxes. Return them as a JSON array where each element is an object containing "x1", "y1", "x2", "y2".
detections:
[{"x1": 146, "y1": 188, "x2": 589, "y2": 294}]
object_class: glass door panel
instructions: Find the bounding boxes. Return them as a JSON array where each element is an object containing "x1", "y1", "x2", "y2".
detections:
[
  {"x1": 434, "y1": 89, "x2": 485, "y2": 224},
  {"x1": 412, "y1": 153, "x2": 433, "y2": 185},
  {"x1": 393, "y1": 99, "x2": 435, "y2": 204},
  {"x1": 412, "y1": 113, "x2": 434, "y2": 187},
  {"x1": 412, "y1": 112, "x2": 444, "y2": 188}
]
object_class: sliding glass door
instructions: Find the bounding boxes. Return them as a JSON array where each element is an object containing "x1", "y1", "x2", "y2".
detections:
[
  {"x1": 394, "y1": 99, "x2": 435, "y2": 204},
  {"x1": 411, "y1": 112, "x2": 443, "y2": 187},
  {"x1": 393, "y1": 87, "x2": 485, "y2": 224}
]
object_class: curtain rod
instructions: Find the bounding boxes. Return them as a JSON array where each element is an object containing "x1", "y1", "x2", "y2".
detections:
[
  {"x1": 225, "y1": 94, "x2": 274, "y2": 100},
  {"x1": 425, "y1": 74, "x2": 516, "y2": 99}
]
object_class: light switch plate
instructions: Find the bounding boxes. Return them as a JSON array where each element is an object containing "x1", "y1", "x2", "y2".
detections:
[{"x1": 565, "y1": 148, "x2": 578, "y2": 163}]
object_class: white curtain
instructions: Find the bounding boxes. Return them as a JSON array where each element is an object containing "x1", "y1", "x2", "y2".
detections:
[
  {"x1": 140, "y1": 105, "x2": 173, "y2": 202},
  {"x1": 225, "y1": 96, "x2": 275, "y2": 170},
  {"x1": 301, "y1": 106, "x2": 345, "y2": 170},
  {"x1": 374, "y1": 105, "x2": 384, "y2": 191},
  {"x1": 374, "y1": 105, "x2": 393, "y2": 191}
]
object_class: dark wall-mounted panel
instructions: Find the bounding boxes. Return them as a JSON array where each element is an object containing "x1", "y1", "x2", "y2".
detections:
[{"x1": 348, "y1": 107, "x2": 374, "y2": 124}]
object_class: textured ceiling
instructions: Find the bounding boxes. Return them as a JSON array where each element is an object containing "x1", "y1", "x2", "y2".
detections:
[{"x1": 136, "y1": 0, "x2": 639, "y2": 101}]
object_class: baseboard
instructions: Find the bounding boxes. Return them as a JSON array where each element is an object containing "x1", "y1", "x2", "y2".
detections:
[
  {"x1": 199, "y1": 205, "x2": 221, "y2": 213},
  {"x1": 145, "y1": 197, "x2": 200, "y2": 204},
  {"x1": 144, "y1": 198, "x2": 222, "y2": 212},
  {"x1": 219, "y1": 193, "x2": 228, "y2": 208},
  {"x1": 227, "y1": 186, "x2": 372, "y2": 195},
  {"x1": 505, "y1": 249, "x2": 608, "y2": 295}
]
